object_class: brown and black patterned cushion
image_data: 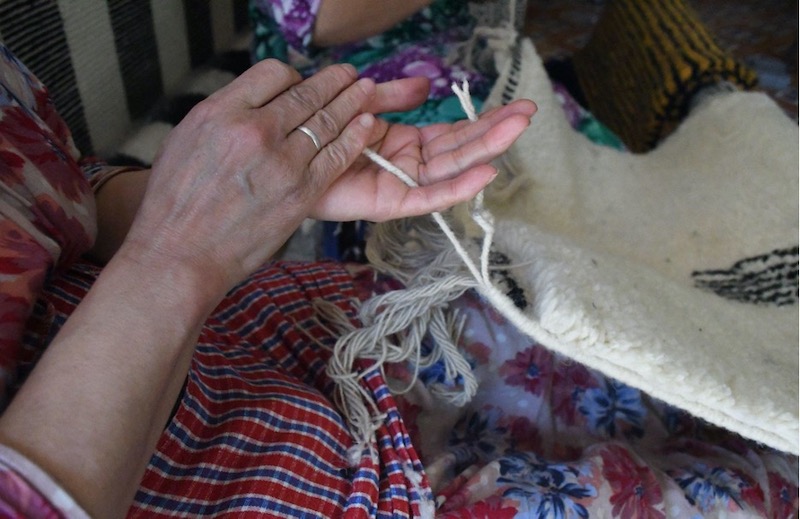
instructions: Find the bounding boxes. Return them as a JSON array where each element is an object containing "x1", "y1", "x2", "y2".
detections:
[{"x1": 572, "y1": 0, "x2": 758, "y2": 153}]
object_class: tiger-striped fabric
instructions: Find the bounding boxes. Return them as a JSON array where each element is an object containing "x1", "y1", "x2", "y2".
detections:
[{"x1": 572, "y1": 0, "x2": 758, "y2": 152}]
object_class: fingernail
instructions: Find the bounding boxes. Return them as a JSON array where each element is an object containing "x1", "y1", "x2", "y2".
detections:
[
  {"x1": 356, "y1": 77, "x2": 375, "y2": 95},
  {"x1": 358, "y1": 113, "x2": 374, "y2": 128},
  {"x1": 341, "y1": 63, "x2": 357, "y2": 76}
]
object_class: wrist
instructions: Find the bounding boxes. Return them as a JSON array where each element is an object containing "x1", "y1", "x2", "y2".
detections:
[
  {"x1": 107, "y1": 242, "x2": 229, "y2": 323},
  {"x1": 90, "y1": 168, "x2": 151, "y2": 265}
]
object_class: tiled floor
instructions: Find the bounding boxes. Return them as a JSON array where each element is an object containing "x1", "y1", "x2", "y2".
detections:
[{"x1": 523, "y1": 0, "x2": 799, "y2": 119}]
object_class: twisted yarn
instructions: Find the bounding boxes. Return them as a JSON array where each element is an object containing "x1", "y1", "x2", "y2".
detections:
[{"x1": 323, "y1": 81, "x2": 501, "y2": 465}]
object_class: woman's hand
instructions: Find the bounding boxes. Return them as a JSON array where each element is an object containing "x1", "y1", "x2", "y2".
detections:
[
  {"x1": 120, "y1": 59, "x2": 380, "y2": 295},
  {"x1": 0, "y1": 54, "x2": 535, "y2": 519},
  {"x1": 88, "y1": 76, "x2": 432, "y2": 267},
  {"x1": 118, "y1": 62, "x2": 534, "y2": 297},
  {"x1": 312, "y1": 97, "x2": 537, "y2": 222}
]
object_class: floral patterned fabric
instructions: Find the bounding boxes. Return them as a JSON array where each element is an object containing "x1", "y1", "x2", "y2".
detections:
[
  {"x1": 0, "y1": 45, "x2": 137, "y2": 409},
  {"x1": 250, "y1": 0, "x2": 492, "y2": 125},
  {"x1": 371, "y1": 283, "x2": 800, "y2": 518},
  {"x1": 0, "y1": 44, "x2": 97, "y2": 411},
  {"x1": 249, "y1": 0, "x2": 625, "y2": 142}
]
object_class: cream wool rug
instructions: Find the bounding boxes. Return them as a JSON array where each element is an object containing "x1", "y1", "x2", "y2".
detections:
[
  {"x1": 354, "y1": 34, "x2": 798, "y2": 457},
  {"x1": 439, "y1": 36, "x2": 798, "y2": 455}
]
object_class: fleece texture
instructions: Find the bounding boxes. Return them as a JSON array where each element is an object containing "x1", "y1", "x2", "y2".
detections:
[{"x1": 463, "y1": 36, "x2": 798, "y2": 454}]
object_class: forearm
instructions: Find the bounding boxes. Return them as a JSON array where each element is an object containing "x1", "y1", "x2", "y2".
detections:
[
  {"x1": 89, "y1": 168, "x2": 151, "y2": 264},
  {"x1": 0, "y1": 251, "x2": 219, "y2": 518},
  {"x1": 313, "y1": 0, "x2": 433, "y2": 47}
]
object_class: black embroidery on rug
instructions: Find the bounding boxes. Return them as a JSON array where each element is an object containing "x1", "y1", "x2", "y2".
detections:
[
  {"x1": 488, "y1": 249, "x2": 528, "y2": 310},
  {"x1": 500, "y1": 36, "x2": 523, "y2": 106},
  {"x1": 691, "y1": 246, "x2": 799, "y2": 306}
]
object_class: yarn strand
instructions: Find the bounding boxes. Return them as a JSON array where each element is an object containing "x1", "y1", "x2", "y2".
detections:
[{"x1": 324, "y1": 81, "x2": 499, "y2": 468}]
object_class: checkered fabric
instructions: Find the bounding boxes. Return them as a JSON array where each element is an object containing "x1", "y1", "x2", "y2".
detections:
[{"x1": 23, "y1": 260, "x2": 430, "y2": 518}]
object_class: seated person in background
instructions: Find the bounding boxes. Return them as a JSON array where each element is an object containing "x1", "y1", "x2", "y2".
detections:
[{"x1": 0, "y1": 41, "x2": 535, "y2": 517}]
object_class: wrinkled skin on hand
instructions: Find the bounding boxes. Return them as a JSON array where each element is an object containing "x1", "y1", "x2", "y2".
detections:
[{"x1": 120, "y1": 59, "x2": 536, "y2": 295}]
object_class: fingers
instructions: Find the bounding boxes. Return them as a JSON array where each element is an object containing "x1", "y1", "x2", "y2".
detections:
[
  {"x1": 341, "y1": 164, "x2": 498, "y2": 223},
  {"x1": 269, "y1": 63, "x2": 362, "y2": 134},
  {"x1": 418, "y1": 99, "x2": 536, "y2": 184},
  {"x1": 367, "y1": 77, "x2": 430, "y2": 114},
  {"x1": 208, "y1": 59, "x2": 303, "y2": 108},
  {"x1": 391, "y1": 165, "x2": 498, "y2": 219},
  {"x1": 285, "y1": 76, "x2": 377, "y2": 160},
  {"x1": 308, "y1": 112, "x2": 376, "y2": 191},
  {"x1": 420, "y1": 99, "x2": 537, "y2": 153}
]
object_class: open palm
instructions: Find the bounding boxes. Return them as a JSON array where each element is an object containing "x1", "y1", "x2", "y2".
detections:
[{"x1": 312, "y1": 96, "x2": 536, "y2": 222}]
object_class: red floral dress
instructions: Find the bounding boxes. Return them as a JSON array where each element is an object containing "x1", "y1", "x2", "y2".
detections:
[{"x1": 0, "y1": 42, "x2": 116, "y2": 519}]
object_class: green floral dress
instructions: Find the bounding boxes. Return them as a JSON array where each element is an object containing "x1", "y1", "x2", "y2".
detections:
[{"x1": 250, "y1": 0, "x2": 494, "y2": 125}]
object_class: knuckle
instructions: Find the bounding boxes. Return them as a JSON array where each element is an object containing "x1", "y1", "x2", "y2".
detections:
[
  {"x1": 323, "y1": 140, "x2": 351, "y2": 172},
  {"x1": 207, "y1": 115, "x2": 268, "y2": 152},
  {"x1": 186, "y1": 96, "x2": 220, "y2": 123},
  {"x1": 239, "y1": 126, "x2": 268, "y2": 150},
  {"x1": 224, "y1": 115, "x2": 261, "y2": 143},
  {"x1": 261, "y1": 58, "x2": 286, "y2": 70},
  {"x1": 318, "y1": 63, "x2": 356, "y2": 87},
  {"x1": 258, "y1": 59, "x2": 297, "y2": 81},
  {"x1": 287, "y1": 82, "x2": 323, "y2": 112},
  {"x1": 281, "y1": 179, "x2": 314, "y2": 208},
  {"x1": 330, "y1": 63, "x2": 357, "y2": 79},
  {"x1": 451, "y1": 147, "x2": 470, "y2": 174},
  {"x1": 314, "y1": 107, "x2": 340, "y2": 137}
]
